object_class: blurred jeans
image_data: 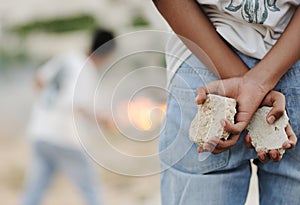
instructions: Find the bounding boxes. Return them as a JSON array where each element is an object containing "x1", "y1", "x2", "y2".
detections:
[
  {"x1": 21, "y1": 140, "x2": 101, "y2": 205},
  {"x1": 159, "y1": 49, "x2": 300, "y2": 205}
]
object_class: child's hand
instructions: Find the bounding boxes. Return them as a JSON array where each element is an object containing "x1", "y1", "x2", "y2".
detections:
[
  {"x1": 244, "y1": 91, "x2": 297, "y2": 163},
  {"x1": 195, "y1": 77, "x2": 282, "y2": 154},
  {"x1": 244, "y1": 124, "x2": 297, "y2": 163}
]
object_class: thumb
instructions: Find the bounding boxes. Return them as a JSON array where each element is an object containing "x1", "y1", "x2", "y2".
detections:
[
  {"x1": 195, "y1": 80, "x2": 226, "y2": 104},
  {"x1": 261, "y1": 91, "x2": 285, "y2": 124},
  {"x1": 222, "y1": 118, "x2": 249, "y2": 135}
]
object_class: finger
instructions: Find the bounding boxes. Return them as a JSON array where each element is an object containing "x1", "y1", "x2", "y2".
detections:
[
  {"x1": 204, "y1": 137, "x2": 228, "y2": 154},
  {"x1": 282, "y1": 124, "x2": 297, "y2": 149},
  {"x1": 222, "y1": 119, "x2": 246, "y2": 135},
  {"x1": 261, "y1": 91, "x2": 285, "y2": 124},
  {"x1": 198, "y1": 136, "x2": 223, "y2": 153},
  {"x1": 266, "y1": 107, "x2": 285, "y2": 124},
  {"x1": 202, "y1": 137, "x2": 230, "y2": 154},
  {"x1": 195, "y1": 81, "x2": 224, "y2": 104},
  {"x1": 202, "y1": 140, "x2": 218, "y2": 152},
  {"x1": 205, "y1": 134, "x2": 240, "y2": 154},
  {"x1": 209, "y1": 134, "x2": 239, "y2": 150},
  {"x1": 269, "y1": 150, "x2": 282, "y2": 162},
  {"x1": 244, "y1": 133, "x2": 253, "y2": 148},
  {"x1": 257, "y1": 151, "x2": 270, "y2": 163},
  {"x1": 195, "y1": 87, "x2": 207, "y2": 104},
  {"x1": 199, "y1": 142, "x2": 227, "y2": 154},
  {"x1": 211, "y1": 148, "x2": 227, "y2": 154}
]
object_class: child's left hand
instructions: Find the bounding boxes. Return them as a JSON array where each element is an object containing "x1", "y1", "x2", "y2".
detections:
[
  {"x1": 243, "y1": 90, "x2": 298, "y2": 163},
  {"x1": 244, "y1": 123, "x2": 297, "y2": 163}
]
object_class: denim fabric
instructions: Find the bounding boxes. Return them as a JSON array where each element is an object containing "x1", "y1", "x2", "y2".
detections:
[
  {"x1": 21, "y1": 140, "x2": 102, "y2": 205},
  {"x1": 159, "y1": 50, "x2": 300, "y2": 205}
]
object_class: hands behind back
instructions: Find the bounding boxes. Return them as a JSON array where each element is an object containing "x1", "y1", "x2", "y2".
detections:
[{"x1": 195, "y1": 76, "x2": 297, "y2": 163}]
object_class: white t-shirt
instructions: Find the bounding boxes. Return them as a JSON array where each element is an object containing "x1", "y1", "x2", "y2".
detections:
[
  {"x1": 27, "y1": 52, "x2": 99, "y2": 148},
  {"x1": 165, "y1": 0, "x2": 300, "y2": 85}
]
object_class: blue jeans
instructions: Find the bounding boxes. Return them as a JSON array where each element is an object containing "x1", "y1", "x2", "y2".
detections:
[
  {"x1": 21, "y1": 140, "x2": 102, "y2": 205},
  {"x1": 159, "y1": 50, "x2": 300, "y2": 205}
]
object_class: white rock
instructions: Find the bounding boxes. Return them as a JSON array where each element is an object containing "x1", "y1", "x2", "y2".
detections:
[
  {"x1": 247, "y1": 106, "x2": 289, "y2": 155},
  {"x1": 189, "y1": 94, "x2": 237, "y2": 146}
]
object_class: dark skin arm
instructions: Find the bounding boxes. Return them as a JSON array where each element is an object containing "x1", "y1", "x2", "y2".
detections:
[{"x1": 153, "y1": 0, "x2": 248, "y2": 78}]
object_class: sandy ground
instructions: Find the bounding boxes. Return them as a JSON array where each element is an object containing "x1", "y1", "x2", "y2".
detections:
[{"x1": 0, "y1": 135, "x2": 161, "y2": 205}]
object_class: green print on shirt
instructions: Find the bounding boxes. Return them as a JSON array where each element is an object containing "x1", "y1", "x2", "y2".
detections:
[{"x1": 225, "y1": 0, "x2": 280, "y2": 24}]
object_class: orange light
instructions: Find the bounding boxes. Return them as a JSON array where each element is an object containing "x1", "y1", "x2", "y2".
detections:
[{"x1": 116, "y1": 97, "x2": 166, "y2": 131}]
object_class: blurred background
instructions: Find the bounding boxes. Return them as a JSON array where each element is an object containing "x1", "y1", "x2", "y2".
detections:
[{"x1": 0, "y1": 0, "x2": 168, "y2": 204}]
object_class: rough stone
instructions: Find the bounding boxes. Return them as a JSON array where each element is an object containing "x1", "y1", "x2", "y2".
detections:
[
  {"x1": 247, "y1": 106, "x2": 289, "y2": 155},
  {"x1": 189, "y1": 94, "x2": 237, "y2": 146}
]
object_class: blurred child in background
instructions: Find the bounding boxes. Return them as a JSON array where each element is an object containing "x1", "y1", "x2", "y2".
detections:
[{"x1": 21, "y1": 29, "x2": 115, "y2": 205}]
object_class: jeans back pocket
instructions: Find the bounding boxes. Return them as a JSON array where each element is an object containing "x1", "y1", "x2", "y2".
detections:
[{"x1": 159, "y1": 81, "x2": 230, "y2": 174}]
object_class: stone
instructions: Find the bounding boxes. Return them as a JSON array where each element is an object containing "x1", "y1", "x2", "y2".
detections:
[
  {"x1": 247, "y1": 106, "x2": 289, "y2": 155},
  {"x1": 189, "y1": 94, "x2": 237, "y2": 146}
]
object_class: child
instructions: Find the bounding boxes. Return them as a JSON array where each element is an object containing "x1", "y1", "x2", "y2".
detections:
[
  {"x1": 153, "y1": 0, "x2": 299, "y2": 204},
  {"x1": 22, "y1": 30, "x2": 115, "y2": 205}
]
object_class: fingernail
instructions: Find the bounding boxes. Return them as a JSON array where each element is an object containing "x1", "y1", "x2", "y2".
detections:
[
  {"x1": 267, "y1": 116, "x2": 276, "y2": 124},
  {"x1": 271, "y1": 153, "x2": 277, "y2": 159},
  {"x1": 198, "y1": 147, "x2": 203, "y2": 153},
  {"x1": 221, "y1": 119, "x2": 226, "y2": 127},
  {"x1": 260, "y1": 154, "x2": 265, "y2": 161},
  {"x1": 285, "y1": 143, "x2": 291, "y2": 149}
]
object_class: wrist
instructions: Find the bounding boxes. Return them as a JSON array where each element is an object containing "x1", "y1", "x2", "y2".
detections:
[{"x1": 244, "y1": 66, "x2": 280, "y2": 92}]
